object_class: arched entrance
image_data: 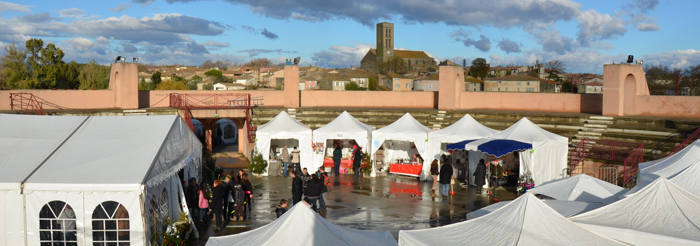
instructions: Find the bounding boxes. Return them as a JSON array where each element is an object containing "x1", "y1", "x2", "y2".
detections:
[{"x1": 623, "y1": 74, "x2": 636, "y2": 115}]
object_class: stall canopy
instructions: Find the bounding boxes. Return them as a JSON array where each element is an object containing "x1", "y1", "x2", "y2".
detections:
[
  {"x1": 572, "y1": 178, "x2": 700, "y2": 245},
  {"x1": 399, "y1": 193, "x2": 624, "y2": 246},
  {"x1": 371, "y1": 113, "x2": 433, "y2": 169},
  {"x1": 466, "y1": 117, "x2": 568, "y2": 185},
  {"x1": 627, "y1": 140, "x2": 700, "y2": 196},
  {"x1": 0, "y1": 114, "x2": 202, "y2": 246},
  {"x1": 466, "y1": 200, "x2": 605, "y2": 220},
  {"x1": 528, "y1": 174, "x2": 626, "y2": 203},
  {"x1": 206, "y1": 204, "x2": 398, "y2": 246},
  {"x1": 312, "y1": 111, "x2": 375, "y2": 170},
  {"x1": 426, "y1": 114, "x2": 498, "y2": 180},
  {"x1": 255, "y1": 111, "x2": 313, "y2": 173},
  {"x1": 453, "y1": 139, "x2": 532, "y2": 158}
]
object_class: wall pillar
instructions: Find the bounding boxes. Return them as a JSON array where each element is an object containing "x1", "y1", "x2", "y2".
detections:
[
  {"x1": 283, "y1": 65, "x2": 300, "y2": 108},
  {"x1": 438, "y1": 65, "x2": 464, "y2": 110},
  {"x1": 602, "y1": 64, "x2": 650, "y2": 116},
  {"x1": 108, "y1": 63, "x2": 139, "y2": 109},
  {"x1": 201, "y1": 119, "x2": 215, "y2": 155}
]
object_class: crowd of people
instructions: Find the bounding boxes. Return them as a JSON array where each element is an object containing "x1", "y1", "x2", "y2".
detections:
[
  {"x1": 184, "y1": 169, "x2": 255, "y2": 232},
  {"x1": 430, "y1": 156, "x2": 508, "y2": 197}
]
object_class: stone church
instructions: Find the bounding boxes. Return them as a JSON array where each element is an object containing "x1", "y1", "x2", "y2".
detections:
[{"x1": 360, "y1": 22, "x2": 436, "y2": 72}]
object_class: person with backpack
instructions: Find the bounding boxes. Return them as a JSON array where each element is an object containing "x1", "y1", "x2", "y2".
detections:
[
  {"x1": 316, "y1": 167, "x2": 330, "y2": 213},
  {"x1": 232, "y1": 183, "x2": 246, "y2": 221}
]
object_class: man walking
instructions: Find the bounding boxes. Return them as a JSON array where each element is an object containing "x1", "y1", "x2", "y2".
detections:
[
  {"x1": 300, "y1": 168, "x2": 311, "y2": 192},
  {"x1": 282, "y1": 145, "x2": 290, "y2": 177},
  {"x1": 290, "y1": 172, "x2": 302, "y2": 206},
  {"x1": 316, "y1": 167, "x2": 329, "y2": 213},
  {"x1": 352, "y1": 145, "x2": 362, "y2": 178},
  {"x1": 439, "y1": 161, "x2": 453, "y2": 198}
]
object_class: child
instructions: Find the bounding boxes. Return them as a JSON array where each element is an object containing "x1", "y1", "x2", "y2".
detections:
[{"x1": 275, "y1": 199, "x2": 289, "y2": 218}]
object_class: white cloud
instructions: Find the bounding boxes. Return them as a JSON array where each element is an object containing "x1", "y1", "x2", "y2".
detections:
[
  {"x1": 642, "y1": 49, "x2": 700, "y2": 69},
  {"x1": 65, "y1": 37, "x2": 99, "y2": 51},
  {"x1": 311, "y1": 42, "x2": 374, "y2": 68},
  {"x1": 0, "y1": 1, "x2": 31, "y2": 13},
  {"x1": 576, "y1": 9, "x2": 626, "y2": 45},
  {"x1": 109, "y1": 3, "x2": 134, "y2": 13},
  {"x1": 59, "y1": 8, "x2": 86, "y2": 19}
]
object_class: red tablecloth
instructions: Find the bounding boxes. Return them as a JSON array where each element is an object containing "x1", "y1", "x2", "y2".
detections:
[
  {"x1": 389, "y1": 163, "x2": 423, "y2": 177},
  {"x1": 323, "y1": 159, "x2": 352, "y2": 169}
]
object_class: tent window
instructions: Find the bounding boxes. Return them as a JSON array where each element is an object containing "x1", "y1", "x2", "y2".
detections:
[
  {"x1": 148, "y1": 195, "x2": 159, "y2": 243},
  {"x1": 92, "y1": 201, "x2": 130, "y2": 245},
  {"x1": 39, "y1": 201, "x2": 77, "y2": 246},
  {"x1": 160, "y1": 189, "x2": 170, "y2": 221}
]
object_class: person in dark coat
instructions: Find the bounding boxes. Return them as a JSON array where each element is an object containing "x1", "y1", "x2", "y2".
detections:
[
  {"x1": 304, "y1": 174, "x2": 323, "y2": 211},
  {"x1": 210, "y1": 180, "x2": 225, "y2": 232},
  {"x1": 223, "y1": 175, "x2": 235, "y2": 219},
  {"x1": 185, "y1": 178, "x2": 198, "y2": 220},
  {"x1": 332, "y1": 142, "x2": 343, "y2": 176},
  {"x1": 290, "y1": 172, "x2": 303, "y2": 205},
  {"x1": 316, "y1": 167, "x2": 329, "y2": 213},
  {"x1": 474, "y1": 159, "x2": 487, "y2": 194},
  {"x1": 240, "y1": 173, "x2": 253, "y2": 219},
  {"x1": 430, "y1": 160, "x2": 439, "y2": 197},
  {"x1": 352, "y1": 145, "x2": 363, "y2": 178},
  {"x1": 275, "y1": 199, "x2": 289, "y2": 218},
  {"x1": 439, "y1": 162, "x2": 454, "y2": 197}
]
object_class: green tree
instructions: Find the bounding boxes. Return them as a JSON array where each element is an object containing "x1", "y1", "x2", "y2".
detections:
[
  {"x1": 561, "y1": 81, "x2": 572, "y2": 93},
  {"x1": 25, "y1": 38, "x2": 43, "y2": 79},
  {"x1": 204, "y1": 69, "x2": 222, "y2": 77},
  {"x1": 139, "y1": 78, "x2": 149, "y2": 90},
  {"x1": 378, "y1": 57, "x2": 408, "y2": 74},
  {"x1": 62, "y1": 61, "x2": 80, "y2": 89},
  {"x1": 156, "y1": 78, "x2": 189, "y2": 90},
  {"x1": 0, "y1": 43, "x2": 29, "y2": 88},
  {"x1": 186, "y1": 74, "x2": 202, "y2": 90},
  {"x1": 203, "y1": 83, "x2": 213, "y2": 90},
  {"x1": 368, "y1": 76, "x2": 377, "y2": 90},
  {"x1": 470, "y1": 58, "x2": 490, "y2": 79},
  {"x1": 344, "y1": 82, "x2": 361, "y2": 90},
  {"x1": 78, "y1": 60, "x2": 110, "y2": 89},
  {"x1": 644, "y1": 64, "x2": 676, "y2": 95},
  {"x1": 36, "y1": 43, "x2": 66, "y2": 88},
  {"x1": 151, "y1": 71, "x2": 162, "y2": 88},
  {"x1": 546, "y1": 69, "x2": 563, "y2": 83}
]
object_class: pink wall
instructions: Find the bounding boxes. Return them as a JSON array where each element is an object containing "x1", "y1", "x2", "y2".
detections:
[
  {"x1": 140, "y1": 90, "x2": 285, "y2": 108},
  {"x1": 301, "y1": 90, "x2": 436, "y2": 108},
  {"x1": 459, "y1": 91, "x2": 603, "y2": 114},
  {"x1": 635, "y1": 95, "x2": 700, "y2": 117},
  {"x1": 0, "y1": 90, "x2": 117, "y2": 111}
]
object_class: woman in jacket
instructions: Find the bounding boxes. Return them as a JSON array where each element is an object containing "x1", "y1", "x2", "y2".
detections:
[
  {"x1": 210, "y1": 180, "x2": 225, "y2": 232},
  {"x1": 198, "y1": 182, "x2": 209, "y2": 224},
  {"x1": 430, "y1": 160, "x2": 439, "y2": 197},
  {"x1": 332, "y1": 142, "x2": 343, "y2": 176}
]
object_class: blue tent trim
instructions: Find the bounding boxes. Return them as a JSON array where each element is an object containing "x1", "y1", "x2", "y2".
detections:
[
  {"x1": 476, "y1": 139, "x2": 532, "y2": 157},
  {"x1": 446, "y1": 139, "x2": 478, "y2": 150}
]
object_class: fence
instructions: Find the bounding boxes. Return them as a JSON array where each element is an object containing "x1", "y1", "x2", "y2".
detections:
[{"x1": 564, "y1": 167, "x2": 619, "y2": 185}]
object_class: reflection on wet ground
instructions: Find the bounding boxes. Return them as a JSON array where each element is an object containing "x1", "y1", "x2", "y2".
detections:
[{"x1": 194, "y1": 174, "x2": 518, "y2": 245}]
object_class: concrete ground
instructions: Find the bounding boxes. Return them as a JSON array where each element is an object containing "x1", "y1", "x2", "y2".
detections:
[{"x1": 193, "y1": 172, "x2": 518, "y2": 245}]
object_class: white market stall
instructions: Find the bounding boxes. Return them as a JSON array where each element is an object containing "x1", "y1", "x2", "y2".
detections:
[
  {"x1": 399, "y1": 193, "x2": 624, "y2": 246},
  {"x1": 312, "y1": 111, "x2": 375, "y2": 174},
  {"x1": 426, "y1": 114, "x2": 499, "y2": 182},
  {"x1": 371, "y1": 113, "x2": 433, "y2": 177},
  {"x1": 466, "y1": 199, "x2": 605, "y2": 220},
  {"x1": 528, "y1": 174, "x2": 626, "y2": 203},
  {"x1": 572, "y1": 178, "x2": 700, "y2": 245},
  {"x1": 0, "y1": 114, "x2": 202, "y2": 246},
  {"x1": 206, "y1": 204, "x2": 398, "y2": 246},
  {"x1": 465, "y1": 117, "x2": 568, "y2": 185},
  {"x1": 626, "y1": 140, "x2": 700, "y2": 196},
  {"x1": 255, "y1": 111, "x2": 313, "y2": 174}
]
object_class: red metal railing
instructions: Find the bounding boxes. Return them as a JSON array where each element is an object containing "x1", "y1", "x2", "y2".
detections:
[
  {"x1": 569, "y1": 139, "x2": 588, "y2": 171},
  {"x1": 568, "y1": 138, "x2": 644, "y2": 184},
  {"x1": 9, "y1": 93, "x2": 46, "y2": 115},
  {"x1": 667, "y1": 127, "x2": 700, "y2": 156},
  {"x1": 169, "y1": 93, "x2": 263, "y2": 143},
  {"x1": 623, "y1": 146, "x2": 645, "y2": 184}
]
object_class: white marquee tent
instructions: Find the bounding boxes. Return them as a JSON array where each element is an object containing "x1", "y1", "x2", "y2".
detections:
[
  {"x1": 426, "y1": 114, "x2": 498, "y2": 181},
  {"x1": 371, "y1": 113, "x2": 433, "y2": 176},
  {"x1": 312, "y1": 111, "x2": 375, "y2": 173},
  {"x1": 399, "y1": 193, "x2": 624, "y2": 246},
  {"x1": 528, "y1": 174, "x2": 626, "y2": 203},
  {"x1": 465, "y1": 117, "x2": 568, "y2": 185},
  {"x1": 255, "y1": 111, "x2": 313, "y2": 174},
  {"x1": 0, "y1": 114, "x2": 202, "y2": 246},
  {"x1": 466, "y1": 199, "x2": 605, "y2": 220},
  {"x1": 206, "y1": 203, "x2": 398, "y2": 246},
  {"x1": 572, "y1": 178, "x2": 700, "y2": 245},
  {"x1": 627, "y1": 140, "x2": 700, "y2": 196}
]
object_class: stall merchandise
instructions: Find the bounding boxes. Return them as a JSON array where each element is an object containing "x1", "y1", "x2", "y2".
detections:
[
  {"x1": 206, "y1": 203, "x2": 398, "y2": 246},
  {"x1": 464, "y1": 117, "x2": 568, "y2": 185},
  {"x1": 572, "y1": 178, "x2": 700, "y2": 245},
  {"x1": 425, "y1": 114, "x2": 498, "y2": 181},
  {"x1": 371, "y1": 113, "x2": 433, "y2": 177},
  {"x1": 528, "y1": 174, "x2": 626, "y2": 203},
  {"x1": 399, "y1": 193, "x2": 624, "y2": 246},
  {"x1": 0, "y1": 114, "x2": 202, "y2": 246},
  {"x1": 626, "y1": 140, "x2": 700, "y2": 197},
  {"x1": 312, "y1": 111, "x2": 375, "y2": 175},
  {"x1": 255, "y1": 111, "x2": 313, "y2": 174}
]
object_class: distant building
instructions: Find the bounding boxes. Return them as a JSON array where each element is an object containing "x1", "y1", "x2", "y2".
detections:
[
  {"x1": 388, "y1": 73, "x2": 413, "y2": 91},
  {"x1": 413, "y1": 74, "x2": 440, "y2": 91},
  {"x1": 578, "y1": 78, "x2": 604, "y2": 94},
  {"x1": 360, "y1": 22, "x2": 436, "y2": 71},
  {"x1": 213, "y1": 83, "x2": 246, "y2": 91},
  {"x1": 483, "y1": 75, "x2": 560, "y2": 93}
]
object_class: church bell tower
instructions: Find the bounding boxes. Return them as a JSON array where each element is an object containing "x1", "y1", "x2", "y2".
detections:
[{"x1": 376, "y1": 22, "x2": 394, "y2": 64}]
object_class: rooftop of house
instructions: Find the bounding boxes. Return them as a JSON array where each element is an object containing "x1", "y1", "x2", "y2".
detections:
[
  {"x1": 369, "y1": 49, "x2": 432, "y2": 59},
  {"x1": 484, "y1": 75, "x2": 540, "y2": 81}
]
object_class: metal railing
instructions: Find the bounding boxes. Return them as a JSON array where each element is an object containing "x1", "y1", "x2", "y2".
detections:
[
  {"x1": 667, "y1": 127, "x2": 700, "y2": 156},
  {"x1": 623, "y1": 145, "x2": 645, "y2": 185},
  {"x1": 9, "y1": 93, "x2": 46, "y2": 115},
  {"x1": 564, "y1": 167, "x2": 619, "y2": 185}
]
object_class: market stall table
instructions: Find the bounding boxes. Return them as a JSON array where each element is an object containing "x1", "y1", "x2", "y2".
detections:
[
  {"x1": 390, "y1": 163, "x2": 423, "y2": 177},
  {"x1": 323, "y1": 159, "x2": 353, "y2": 173}
]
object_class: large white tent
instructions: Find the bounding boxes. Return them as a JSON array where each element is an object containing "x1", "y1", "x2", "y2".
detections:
[
  {"x1": 572, "y1": 178, "x2": 700, "y2": 245},
  {"x1": 466, "y1": 199, "x2": 605, "y2": 219},
  {"x1": 399, "y1": 193, "x2": 624, "y2": 246},
  {"x1": 528, "y1": 174, "x2": 626, "y2": 203},
  {"x1": 255, "y1": 111, "x2": 313, "y2": 173},
  {"x1": 465, "y1": 117, "x2": 568, "y2": 185},
  {"x1": 371, "y1": 113, "x2": 433, "y2": 176},
  {"x1": 0, "y1": 114, "x2": 202, "y2": 246},
  {"x1": 312, "y1": 111, "x2": 375, "y2": 173},
  {"x1": 206, "y1": 204, "x2": 398, "y2": 246},
  {"x1": 628, "y1": 140, "x2": 700, "y2": 195},
  {"x1": 425, "y1": 114, "x2": 498, "y2": 181}
]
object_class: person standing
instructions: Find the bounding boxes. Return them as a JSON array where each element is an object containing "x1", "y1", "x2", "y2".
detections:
[
  {"x1": 210, "y1": 180, "x2": 225, "y2": 232},
  {"x1": 474, "y1": 159, "x2": 487, "y2": 194},
  {"x1": 332, "y1": 142, "x2": 343, "y2": 176},
  {"x1": 223, "y1": 175, "x2": 235, "y2": 219},
  {"x1": 304, "y1": 174, "x2": 323, "y2": 211},
  {"x1": 489, "y1": 161, "x2": 504, "y2": 194},
  {"x1": 198, "y1": 182, "x2": 209, "y2": 224},
  {"x1": 282, "y1": 145, "x2": 291, "y2": 177},
  {"x1": 239, "y1": 174, "x2": 253, "y2": 220},
  {"x1": 291, "y1": 146, "x2": 301, "y2": 175},
  {"x1": 300, "y1": 168, "x2": 311, "y2": 192},
  {"x1": 290, "y1": 172, "x2": 302, "y2": 205},
  {"x1": 185, "y1": 178, "x2": 198, "y2": 221},
  {"x1": 232, "y1": 183, "x2": 245, "y2": 221},
  {"x1": 430, "y1": 160, "x2": 439, "y2": 197},
  {"x1": 439, "y1": 161, "x2": 453, "y2": 197},
  {"x1": 352, "y1": 145, "x2": 363, "y2": 178},
  {"x1": 316, "y1": 167, "x2": 329, "y2": 213}
]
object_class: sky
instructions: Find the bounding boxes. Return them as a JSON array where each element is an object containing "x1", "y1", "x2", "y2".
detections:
[{"x1": 0, "y1": 0, "x2": 698, "y2": 74}]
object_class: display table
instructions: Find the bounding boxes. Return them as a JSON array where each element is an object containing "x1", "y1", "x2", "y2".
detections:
[
  {"x1": 389, "y1": 163, "x2": 423, "y2": 177},
  {"x1": 323, "y1": 159, "x2": 352, "y2": 169},
  {"x1": 268, "y1": 161, "x2": 282, "y2": 176}
]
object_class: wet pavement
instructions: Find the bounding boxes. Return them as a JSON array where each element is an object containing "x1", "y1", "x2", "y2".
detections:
[{"x1": 193, "y1": 173, "x2": 518, "y2": 245}]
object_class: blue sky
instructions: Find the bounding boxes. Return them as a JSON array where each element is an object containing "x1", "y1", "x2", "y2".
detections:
[{"x1": 0, "y1": 0, "x2": 698, "y2": 73}]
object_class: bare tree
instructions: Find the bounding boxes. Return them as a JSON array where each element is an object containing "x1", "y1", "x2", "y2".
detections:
[{"x1": 545, "y1": 60, "x2": 567, "y2": 72}]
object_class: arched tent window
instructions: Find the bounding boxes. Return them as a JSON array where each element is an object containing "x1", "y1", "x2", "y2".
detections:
[
  {"x1": 92, "y1": 201, "x2": 130, "y2": 245},
  {"x1": 160, "y1": 188, "x2": 170, "y2": 221},
  {"x1": 148, "y1": 195, "x2": 159, "y2": 243},
  {"x1": 39, "y1": 201, "x2": 77, "y2": 246}
]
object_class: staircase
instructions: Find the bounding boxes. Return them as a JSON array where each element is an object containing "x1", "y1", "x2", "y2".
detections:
[
  {"x1": 429, "y1": 111, "x2": 450, "y2": 130},
  {"x1": 572, "y1": 116, "x2": 613, "y2": 144}
]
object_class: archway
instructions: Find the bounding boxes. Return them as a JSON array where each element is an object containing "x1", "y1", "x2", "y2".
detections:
[{"x1": 623, "y1": 74, "x2": 636, "y2": 115}]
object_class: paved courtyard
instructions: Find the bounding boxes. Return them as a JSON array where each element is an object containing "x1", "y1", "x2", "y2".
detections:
[{"x1": 194, "y1": 172, "x2": 518, "y2": 245}]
